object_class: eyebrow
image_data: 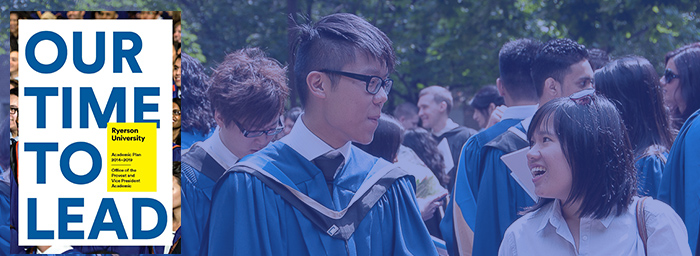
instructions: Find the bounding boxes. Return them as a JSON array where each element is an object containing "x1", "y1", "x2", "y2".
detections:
[{"x1": 535, "y1": 128, "x2": 554, "y2": 137}]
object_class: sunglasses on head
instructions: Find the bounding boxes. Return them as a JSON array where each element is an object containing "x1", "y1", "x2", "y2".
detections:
[{"x1": 569, "y1": 88, "x2": 595, "y2": 105}]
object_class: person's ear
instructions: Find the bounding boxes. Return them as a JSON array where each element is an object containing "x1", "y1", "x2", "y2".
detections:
[
  {"x1": 214, "y1": 110, "x2": 226, "y2": 128},
  {"x1": 306, "y1": 71, "x2": 327, "y2": 99},
  {"x1": 496, "y1": 78, "x2": 506, "y2": 97},
  {"x1": 544, "y1": 77, "x2": 560, "y2": 97},
  {"x1": 439, "y1": 101, "x2": 447, "y2": 112},
  {"x1": 488, "y1": 103, "x2": 496, "y2": 114}
]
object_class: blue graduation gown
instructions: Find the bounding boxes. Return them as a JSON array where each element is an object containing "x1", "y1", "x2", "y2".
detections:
[
  {"x1": 473, "y1": 124, "x2": 534, "y2": 256},
  {"x1": 0, "y1": 178, "x2": 10, "y2": 256},
  {"x1": 180, "y1": 145, "x2": 228, "y2": 256},
  {"x1": 440, "y1": 118, "x2": 521, "y2": 256},
  {"x1": 635, "y1": 149, "x2": 668, "y2": 197},
  {"x1": 201, "y1": 142, "x2": 438, "y2": 256},
  {"x1": 658, "y1": 108, "x2": 700, "y2": 255}
]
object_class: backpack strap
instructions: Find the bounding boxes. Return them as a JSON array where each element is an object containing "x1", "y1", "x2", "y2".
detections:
[{"x1": 636, "y1": 196, "x2": 650, "y2": 255}]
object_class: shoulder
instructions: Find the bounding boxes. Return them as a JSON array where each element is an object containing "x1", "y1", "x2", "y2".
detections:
[
  {"x1": 484, "y1": 128, "x2": 528, "y2": 153},
  {"x1": 452, "y1": 126, "x2": 478, "y2": 138},
  {"x1": 642, "y1": 198, "x2": 682, "y2": 220}
]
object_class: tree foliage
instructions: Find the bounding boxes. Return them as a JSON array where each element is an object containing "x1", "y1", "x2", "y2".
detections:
[{"x1": 2, "y1": 0, "x2": 698, "y2": 113}]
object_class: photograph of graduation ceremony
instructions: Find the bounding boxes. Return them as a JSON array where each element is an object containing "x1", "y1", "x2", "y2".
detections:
[{"x1": 2, "y1": 0, "x2": 700, "y2": 255}]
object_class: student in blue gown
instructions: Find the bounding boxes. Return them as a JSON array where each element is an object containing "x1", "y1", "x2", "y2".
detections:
[
  {"x1": 179, "y1": 53, "x2": 216, "y2": 151},
  {"x1": 440, "y1": 38, "x2": 541, "y2": 256},
  {"x1": 0, "y1": 172, "x2": 10, "y2": 256},
  {"x1": 0, "y1": 117, "x2": 11, "y2": 256},
  {"x1": 657, "y1": 43, "x2": 700, "y2": 255},
  {"x1": 595, "y1": 56, "x2": 675, "y2": 197},
  {"x1": 201, "y1": 13, "x2": 437, "y2": 255},
  {"x1": 180, "y1": 47, "x2": 289, "y2": 256},
  {"x1": 499, "y1": 94, "x2": 690, "y2": 255},
  {"x1": 470, "y1": 39, "x2": 595, "y2": 256}
]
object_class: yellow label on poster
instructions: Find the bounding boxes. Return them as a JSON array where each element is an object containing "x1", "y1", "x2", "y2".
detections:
[{"x1": 107, "y1": 123, "x2": 157, "y2": 192}]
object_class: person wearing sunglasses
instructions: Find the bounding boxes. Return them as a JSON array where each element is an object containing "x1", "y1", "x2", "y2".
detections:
[
  {"x1": 180, "y1": 47, "x2": 289, "y2": 256},
  {"x1": 659, "y1": 43, "x2": 700, "y2": 130},
  {"x1": 658, "y1": 42, "x2": 700, "y2": 255},
  {"x1": 499, "y1": 94, "x2": 690, "y2": 256},
  {"x1": 468, "y1": 38, "x2": 595, "y2": 256},
  {"x1": 202, "y1": 13, "x2": 438, "y2": 255}
]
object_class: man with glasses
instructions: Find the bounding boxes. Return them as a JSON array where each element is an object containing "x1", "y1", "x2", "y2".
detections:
[
  {"x1": 10, "y1": 88, "x2": 19, "y2": 182},
  {"x1": 180, "y1": 47, "x2": 289, "y2": 256},
  {"x1": 201, "y1": 13, "x2": 438, "y2": 255}
]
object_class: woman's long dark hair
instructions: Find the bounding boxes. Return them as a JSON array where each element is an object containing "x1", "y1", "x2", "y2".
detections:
[
  {"x1": 594, "y1": 56, "x2": 674, "y2": 156},
  {"x1": 665, "y1": 43, "x2": 700, "y2": 129},
  {"x1": 402, "y1": 128, "x2": 447, "y2": 187}
]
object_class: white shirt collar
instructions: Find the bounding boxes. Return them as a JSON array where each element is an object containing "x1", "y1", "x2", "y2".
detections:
[
  {"x1": 38, "y1": 245, "x2": 74, "y2": 254},
  {"x1": 501, "y1": 104, "x2": 539, "y2": 121},
  {"x1": 198, "y1": 126, "x2": 240, "y2": 170},
  {"x1": 279, "y1": 114, "x2": 351, "y2": 165},
  {"x1": 433, "y1": 118, "x2": 459, "y2": 137}
]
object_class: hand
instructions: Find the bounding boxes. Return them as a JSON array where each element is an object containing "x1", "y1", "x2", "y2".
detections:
[
  {"x1": 486, "y1": 105, "x2": 507, "y2": 128},
  {"x1": 419, "y1": 194, "x2": 447, "y2": 221}
]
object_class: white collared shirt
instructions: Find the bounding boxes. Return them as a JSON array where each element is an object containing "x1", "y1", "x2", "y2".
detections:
[
  {"x1": 499, "y1": 197, "x2": 691, "y2": 256},
  {"x1": 279, "y1": 114, "x2": 351, "y2": 178},
  {"x1": 197, "y1": 126, "x2": 240, "y2": 170},
  {"x1": 433, "y1": 118, "x2": 460, "y2": 137},
  {"x1": 37, "y1": 245, "x2": 74, "y2": 254}
]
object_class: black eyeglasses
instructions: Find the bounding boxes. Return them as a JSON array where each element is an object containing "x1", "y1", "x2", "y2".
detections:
[
  {"x1": 10, "y1": 107, "x2": 18, "y2": 114},
  {"x1": 569, "y1": 88, "x2": 595, "y2": 105},
  {"x1": 173, "y1": 110, "x2": 181, "y2": 116},
  {"x1": 231, "y1": 118, "x2": 284, "y2": 138},
  {"x1": 663, "y1": 69, "x2": 679, "y2": 84},
  {"x1": 319, "y1": 69, "x2": 393, "y2": 95}
]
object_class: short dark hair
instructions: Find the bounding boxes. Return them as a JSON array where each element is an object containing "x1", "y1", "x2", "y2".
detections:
[
  {"x1": 10, "y1": 87, "x2": 18, "y2": 97},
  {"x1": 470, "y1": 85, "x2": 504, "y2": 111},
  {"x1": 525, "y1": 95, "x2": 636, "y2": 219},
  {"x1": 594, "y1": 56, "x2": 674, "y2": 155},
  {"x1": 181, "y1": 53, "x2": 215, "y2": 135},
  {"x1": 353, "y1": 114, "x2": 403, "y2": 162},
  {"x1": 531, "y1": 38, "x2": 589, "y2": 98},
  {"x1": 393, "y1": 102, "x2": 418, "y2": 120},
  {"x1": 587, "y1": 48, "x2": 611, "y2": 71},
  {"x1": 498, "y1": 38, "x2": 541, "y2": 102},
  {"x1": 664, "y1": 43, "x2": 700, "y2": 127},
  {"x1": 402, "y1": 128, "x2": 448, "y2": 187},
  {"x1": 207, "y1": 47, "x2": 289, "y2": 130},
  {"x1": 10, "y1": 79, "x2": 18, "y2": 90},
  {"x1": 292, "y1": 13, "x2": 396, "y2": 107},
  {"x1": 173, "y1": 161, "x2": 181, "y2": 186}
]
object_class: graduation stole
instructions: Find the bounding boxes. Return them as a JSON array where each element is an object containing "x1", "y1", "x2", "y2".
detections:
[
  {"x1": 233, "y1": 161, "x2": 408, "y2": 241},
  {"x1": 484, "y1": 126, "x2": 529, "y2": 154}
]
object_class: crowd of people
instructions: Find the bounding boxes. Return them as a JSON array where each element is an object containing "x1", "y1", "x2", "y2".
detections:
[
  {"x1": 4, "y1": 10, "x2": 183, "y2": 254},
  {"x1": 173, "y1": 12, "x2": 700, "y2": 256},
  {"x1": 3, "y1": 10, "x2": 700, "y2": 256}
]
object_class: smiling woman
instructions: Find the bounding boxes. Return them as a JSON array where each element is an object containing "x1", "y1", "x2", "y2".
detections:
[{"x1": 498, "y1": 95, "x2": 692, "y2": 256}]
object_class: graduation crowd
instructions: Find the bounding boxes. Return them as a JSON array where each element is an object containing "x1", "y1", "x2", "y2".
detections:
[
  {"x1": 174, "y1": 12, "x2": 700, "y2": 256},
  {"x1": 2, "y1": 11, "x2": 700, "y2": 256}
]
